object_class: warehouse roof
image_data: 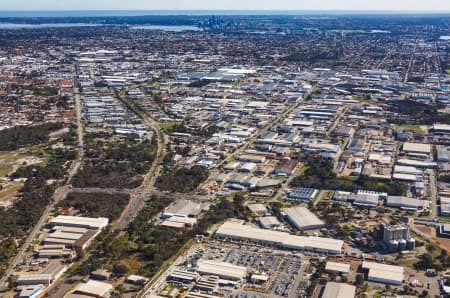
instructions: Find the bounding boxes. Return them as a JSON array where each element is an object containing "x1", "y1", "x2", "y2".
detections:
[
  {"x1": 73, "y1": 280, "x2": 113, "y2": 297},
  {"x1": 247, "y1": 203, "x2": 268, "y2": 215},
  {"x1": 325, "y1": 262, "x2": 351, "y2": 274},
  {"x1": 282, "y1": 206, "x2": 324, "y2": 230},
  {"x1": 362, "y1": 261, "x2": 404, "y2": 285},
  {"x1": 197, "y1": 260, "x2": 247, "y2": 281},
  {"x1": 386, "y1": 196, "x2": 428, "y2": 210},
  {"x1": 322, "y1": 282, "x2": 356, "y2": 298},
  {"x1": 215, "y1": 221, "x2": 343, "y2": 254},
  {"x1": 50, "y1": 215, "x2": 109, "y2": 230},
  {"x1": 402, "y1": 142, "x2": 431, "y2": 154},
  {"x1": 164, "y1": 200, "x2": 202, "y2": 218}
]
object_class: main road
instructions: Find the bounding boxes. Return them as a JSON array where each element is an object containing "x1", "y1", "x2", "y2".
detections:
[
  {"x1": 114, "y1": 89, "x2": 167, "y2": 231},
  {"x1": 0, "y1": 71, "x2": 84, "y2": 289}
]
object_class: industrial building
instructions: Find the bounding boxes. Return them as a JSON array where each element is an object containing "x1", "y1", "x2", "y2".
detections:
[
  {"x1": 287, "y1": 187, "x2": 319, "y2": 200},
  {"x1": 402, "y1": 142, "x2": 432, "y2": 155},
  {"x1": 196, "y1": 260, "x2": 247, "y2": 281},
  {"x1": 362, "y1": 261, "x2": 404, "y2": 285},
  {"x1": 439, "y1": 224, "x2": 450, "y2": 237},
  {"x1": 381, "y1": 223, "x2": 409, "y2": 242},
  {"x1": 15, "y1": 274, "x2": 52, "y2": 287},
  {"x1": 282, "y1": 206, "x2": 325, "y2": 231},
  {"x1": 215, "y1": 221, "x2": 343, "y2": 254},
  {"x1": 16, "y1": 284, "x2": 45, "y2": 298},
  {"x1": 71, "y1": 280, "x2": 113, "y2": 298},
  {"x1": 43, "y1": 226, "x2": 99, "y2": 251},
  {"x1": 321, "y1": 282, "x2": 356, "y2": 298},
  {"x1": 325, "y1": 262, "x2": 351, "y2": 276},
  {"x1": 380, "y1": 223, "x2": 415, "y2": 252},
  {"x1": 162, "y1": 200, "x2": 202, "y2": 219},
  {"x1": 431, "y1": 124, "x2": 450, "y2": 135},
  {"x1": 441, "y1": 197, "x2": 450, "y2": 216},
  {"x1": 15, "y1": 263, "x2": 67, "y2": 287},
  {"x1": 386, "y1": 196, "x2": 428, "y2": 211},
  {"x1": 437, "y1": 146, "x2": 450, "y2": 162},
  {"x1": 258, "y1": 216, "x2": 282, "y2": 229},
  {"x1": 50, "y1": 215, "x2": 109, "y2": 230},
  {"x1": 247, "y1": 204, "x2": 269, "y2": 216}
]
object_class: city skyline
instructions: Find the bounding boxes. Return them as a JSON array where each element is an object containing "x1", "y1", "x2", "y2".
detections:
[{"x1": 1, "y1": 0, "x2": 450, "y2": 12}]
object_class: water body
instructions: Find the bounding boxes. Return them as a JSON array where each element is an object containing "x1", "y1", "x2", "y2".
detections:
[
  {"x1": 440, "y1": 36, "x2": 450, "y2": 40},
  {"x1": 130, "y1": 25, "x2": 202, "y2": 32},
  {"x1": 0, "y1": 10, "x2": 447, "y2": 18},
  {"x1": 370, "y1": 30, "x2": 391, "y2": 33},
  {"x1": 0, "y1": 23, "x2": 102, "y2": 29}
]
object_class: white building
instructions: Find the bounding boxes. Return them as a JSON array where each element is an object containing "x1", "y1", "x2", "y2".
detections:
[
  {"x1": 362, "y1": 261, "x2": 404, "y2": 285},
  {"x1": 282, "y1": 206, "x2": 325, "y2": 231},
  {"x1": 50, "y1": 215, "x2": 109, "y2": 230},
  {"x1": 215, "y1": 221, "x2": 343, "y2": 255}
]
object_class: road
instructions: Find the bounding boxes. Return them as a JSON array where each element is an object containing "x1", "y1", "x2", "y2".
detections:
[
  {"x1": 139, "y1": 87, "x2": 317, "y2": 297},
  {"x1": 114, "y1": 90, "x2": 167, "y2": 231},
  {"x1": 0, "y1": 72, "x2": 85, "y2": 288},
  {"x1": 428, "y1": 169, "x2": 438, "y2": 219},
  {"x1": 403, "y1": 39, "x2": 418, "y2": 83}
]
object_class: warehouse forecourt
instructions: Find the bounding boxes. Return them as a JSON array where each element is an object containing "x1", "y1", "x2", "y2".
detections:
[{"x1": 215, "y1": 221, "x2": 343, "y2": 254}]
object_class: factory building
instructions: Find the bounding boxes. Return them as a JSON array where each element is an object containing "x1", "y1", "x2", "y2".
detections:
[
  {"x1": 50, "y1": 215, "x2": 109, "y2": 230},
  {"x1": 380, "y1": 223, "x2": 415, "y2": 252},
  {"x1": 362, "y1": 262, "x2": 404, "y2": 285},
  {"x1": 215, "y1": 221, "x2": 343, "y2": 255},
  {"x1": 321, "y1": 282, "x2": 356, "y2": 298},
  {"x1": 282, "y1": 206, "x2": 325, "y2": 231},
  {"x1": 71, "y1": 280, "x2": 113, "y2": 298},
  {"x1": 162, "y1": 200, "x2": 202, "y2": 219},
  {"x1": 386, "y1": 196, "x2": 428, "y2": 211},
  {"x1": 196, "y1": 260, "x2": 247, "y2": 281},
  {"x1": 325, "y1": 262, "x2": 351, "y2": 276},
  {"x1": 287, "y1": 187, "x2": 319, "y2": 200}
]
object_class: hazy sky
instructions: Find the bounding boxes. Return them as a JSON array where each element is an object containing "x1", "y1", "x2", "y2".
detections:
[{"x1": 1, "y1": 0, "x2": 450, "y2": 11}]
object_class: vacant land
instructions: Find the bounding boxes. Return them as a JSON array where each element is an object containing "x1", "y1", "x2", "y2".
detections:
[{"x1": 0, "y1": 151, "x2": 42, "y2": 177}]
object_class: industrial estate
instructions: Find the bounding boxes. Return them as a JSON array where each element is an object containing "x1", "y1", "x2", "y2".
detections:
[{"x1": 0, "y1": 10, "x2": 450, "y2": 298}]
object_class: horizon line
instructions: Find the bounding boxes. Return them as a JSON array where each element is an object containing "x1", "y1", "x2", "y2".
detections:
[{"x1": 1, "y1": 9, "x2": 450, "y2": 13}]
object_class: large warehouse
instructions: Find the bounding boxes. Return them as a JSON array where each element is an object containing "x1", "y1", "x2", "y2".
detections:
[
  {"x1": 321, "y1": 282, "x2": 356, "y2": 298},
  {"x1": 162, "y1": 200, "x2": 202, "y2": 219},
  {"x1": 50, "y1": 215, "x2": 109, "y2": 230},
  {"x1": 386, "y1": 196, "x2": 428, "y2": 211},
  {"x1": 362, "y1": 261, "x2": 404, "y2": 285},
  {"x1": 196, "y1": 260, "x2": 247, "y2": 281},
  {"x1": 282, "y1": 206, "x2": 325, "y2": 231},
  {"x1": 215, "y1": 221, "x2": 343, "y2": 255}
]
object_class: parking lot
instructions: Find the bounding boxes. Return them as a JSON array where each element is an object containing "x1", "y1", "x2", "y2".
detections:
[{"x1": 196, "y1": 241, "x2": 310, "y2": 298}]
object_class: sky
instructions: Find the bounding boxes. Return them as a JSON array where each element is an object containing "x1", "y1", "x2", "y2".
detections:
[{"x1": 1, "y1": 0, "x2": 450, "y2": 12}]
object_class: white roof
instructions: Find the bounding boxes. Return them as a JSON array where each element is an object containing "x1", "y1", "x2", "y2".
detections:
[
  {"x1": 326, "y1": 262, "x2": 351, "y2": 273},
  {"x1": 248, "y1": 204, "x2": 268, "y2": 214},
  {"x1": 403, "y1": 142, "x2": 431, "y2": 154},
  {"x1": 322, "y1": 282, "x2": 356, "y2": 298},
  {"x1": 197, "y1": 260, "x2": 247, "y2": 280},
  {"x1": 16, "y1": 274, "x2": 52, "y2": 282},
  {"x1": 51, "y1": 215, "x2": 109, "y2": 230},
  {"x1": 74, "y1": 280, "x2": 113, "y2": 297},
  {"x1": 215, "y1": 221, "x2": 343, "y2": 254},
  {"x1": 362, "y1": 261, "x2": 404, "y2": 284},
  {"x1": 282, "y1": 206, "x2": 324, "y2": 230}
]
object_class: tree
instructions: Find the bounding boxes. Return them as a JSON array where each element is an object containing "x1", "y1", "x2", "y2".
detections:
[
  {"x1": 355, "y1": 274, "x2": 365, "y2": 286},
  {"x1": 113, "y1": 263, "x2": 129, "y2": 276}
]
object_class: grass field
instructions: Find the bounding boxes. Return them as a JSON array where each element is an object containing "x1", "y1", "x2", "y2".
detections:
[
  {"x1": 0, "y1": 181, "x2": 22, "y2": 207},
  {"x1": 159, "y1": 122, "x2": 182, "y2": 131},
  {"x1": 398, "y1": 124, "x2": 425, "y2": 133}
]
